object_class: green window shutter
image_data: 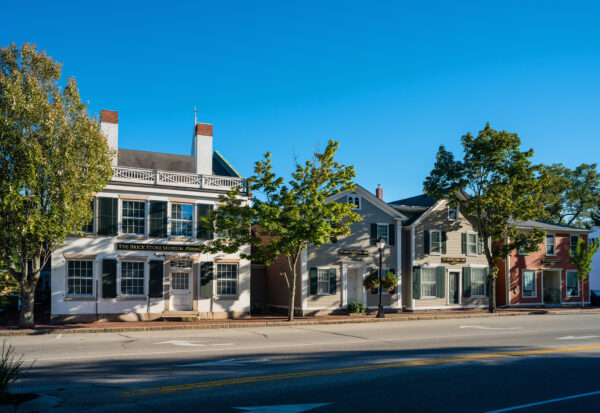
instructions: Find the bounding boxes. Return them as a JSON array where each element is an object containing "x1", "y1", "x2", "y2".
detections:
[
  {"x1": 388, "y1": 224, "x2": 395, "y2": 246},
  {"x1": 441, "y1": 231, "x2": 447, "y2": 254},
  {"x1": 370, "y1": 224, "x2": 377, "y2": 245},
  {"x1": 462, "y1": 266, "x2": 471, "y2": 297},
  {"x1": 436, "y1": 266, "x2": 446, "y2": 298},
  {"x1": 461, "y1": 233, "x2": 467, "y2": 254},
  {"x1": 329, "y1": 268, "x2": 337, "y2": 295},
  {"x1": 148, "y1": 260, "x2": 164, "y2": 298},
  {"x1": 371, "y1": 269, "x2": 379, "y2": 294},
  {"x1": 310, "y1": 267, "x2": 318, "y2": 295},
  {"x1": 424, "y1": 231, "x2": 430, "y2": 254},
  {"x1": 197, "y1": 204, "x2": 214, "y2": 240},
  {"x1": 149, "y1": 201, "x2": 168, "y2": 238},
  {"x1": 98, "y1": 198, "x2": 118, "y2": 236},
  {"x1": 102, "y1": 259, "x2": 117, "y2": 299},
  {"x1": 413, "y1": 266, "x2": 421, "y2": 299},
  {"x1": 200, "y1": 262, "x2": 214, "y2": 298}
]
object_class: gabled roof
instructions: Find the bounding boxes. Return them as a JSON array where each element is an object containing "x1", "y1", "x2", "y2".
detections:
[
  {"x1": 117, "y1": 149, "x2": 242, "y2": 177},
  {"x1": 328, "y1": 185, "x2": 408, "y2": 221},
  {"x1": 512, "y1": 220, "x2": 592, "y2": 233},
  {"x1": 389, "y1": 194, "x2": 436, "y2": 209}
]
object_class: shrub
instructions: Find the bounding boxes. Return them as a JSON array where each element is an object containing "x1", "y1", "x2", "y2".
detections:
[
  {"x1": 0, "y1": 341, "x2": 24, "y2": 395},
  {"x1": 347, "y1": 302, "x2": 366, "y2": 314}
]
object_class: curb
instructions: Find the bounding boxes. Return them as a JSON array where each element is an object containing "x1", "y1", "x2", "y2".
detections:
[{"x1": 1, "y1": 309, "x2": 599, "y2": 337}]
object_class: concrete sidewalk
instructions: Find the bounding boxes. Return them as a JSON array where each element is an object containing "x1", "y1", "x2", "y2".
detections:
[{"x1": 1, "y1": 307, "x2": 599, "y2": 336}]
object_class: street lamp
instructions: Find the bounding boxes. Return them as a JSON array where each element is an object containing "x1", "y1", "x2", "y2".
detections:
[{"x1": 376, "y1": 237, "x2": 386, "y2": 318}]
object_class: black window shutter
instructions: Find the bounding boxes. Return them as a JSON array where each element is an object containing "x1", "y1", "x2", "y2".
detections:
[
  {"x1": 462, "y1": 267, "x2": 471, "y2": 297},
  {"x1": 148, "y1": 260, "x2": 164, "y2": 298},
  {"x1": 102, "y1": 259, "x2": 117, "y2": 298},
  {"x1": 441, "y1": 231, "x2": 447, "y2": 254},
  {"x1": 149, "y1": 201, "x2": 168, "y2": 238},
  {"x1": 413, "y1": 266, "x2": 421, "y2": 299},
  {"x1": 388, "y1": 224, "x2": 395, "y2": 246},
  {"x1": 329, "y1": 268, "x2": 337, "y2": 295},
  {"x1": 461, "y1": 233, "x2": 467, "y2": 254},
  {"x1": 197, "y1": 204, "x2": 214, "y2": 240},
  {"x1": 370, "y1": 224, "x2": 377, "y2": 245},
  {"x1": 310, "y1": 267, "x2": 318, "y2": 295},
  {"x1": 98, "y1": 198, "x2": 118, "y2": 236},
  {"x1": 424, "y1": 231, "x2": 430, "y2": 254},
  {"x1": 436, "y1": 266, "x2": 446, "y2": 298},
  {"x1": 200, "y1": 262, "x2": 214, "y2": 298}
]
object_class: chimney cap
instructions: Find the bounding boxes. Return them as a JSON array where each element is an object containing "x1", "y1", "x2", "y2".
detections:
[
  {"x1": 195, "y1": 123, "x2": 213, "y2": 136},
  {"x1": 100, "y1": 110, "x2": 118, "y2": 124}
]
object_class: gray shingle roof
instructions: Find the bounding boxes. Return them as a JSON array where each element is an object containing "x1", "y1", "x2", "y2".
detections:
[
  {"x1": 389, "y1": 194, "x2": 436, "y2": 208},
  {"x1": 512, "y1": 220, "x2": 592, "y2": 233}
]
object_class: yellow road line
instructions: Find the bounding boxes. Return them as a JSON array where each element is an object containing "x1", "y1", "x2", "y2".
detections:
[{"x1": 121, "y1": 344, "x2": 600, "y2": 397}]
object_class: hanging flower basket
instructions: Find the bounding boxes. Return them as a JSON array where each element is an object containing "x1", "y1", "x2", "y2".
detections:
[{"x1": 363, "y1": 271, "x2": 397, "y2": 292}]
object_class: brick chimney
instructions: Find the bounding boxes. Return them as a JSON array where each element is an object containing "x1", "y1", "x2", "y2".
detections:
[
  {"x1": 191, "y1": 122, "x2": 213, "y2": 175},
  {"x1": 376, "y1": 184, "x2": 383, "y2": 200},
  {"x1": 100, "y1": 110, "x2": 118, "y2": 166}
]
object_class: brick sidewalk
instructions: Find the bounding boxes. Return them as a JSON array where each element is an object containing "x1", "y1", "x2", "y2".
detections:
[{"x1": 1, "y1": 307, "x2": 599, "y2": 336}]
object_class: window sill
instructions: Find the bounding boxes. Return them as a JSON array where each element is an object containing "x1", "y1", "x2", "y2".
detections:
[
  {"x1": 418, "y1": 296, "x2": 439, "y2": 300},
  {"x1": 168, "y1": 238, "x2": 196, "y2": 242},
  {"x1": 116, "y1": 296, "x2": 147, "y2": 301},
  {"x1": 118, "y1": 235, "x2": 148, "y2": 240},
  {"x1": 214, "y1": 295, "x2": 240, "y2": 301},
  {"x1": 64, "y1": 296, "x2": 95, "y2": 301}
]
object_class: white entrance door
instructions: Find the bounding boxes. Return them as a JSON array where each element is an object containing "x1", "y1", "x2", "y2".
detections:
[
  {"x1": 346, "y1": 268, "x2": 363, "y2": 304},
  {"x1": 170, "y1": 272, "x2": 192, "y2": 311}
]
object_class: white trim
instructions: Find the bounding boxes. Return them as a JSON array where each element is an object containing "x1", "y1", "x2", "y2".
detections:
[
  {"x1": 376, "y1": 222, "x2": 390, "y2": 244},
  {"x1": 541, "y1": 268, "x2": 562, "y2": 304},
  {"x1": 316, "y1": 266, "x2": 333, "y2": 295},
  {"x1": 346, "y1": 195, "x2": 362, "y2": 210},
  {"x1": 469, "y1": 266, "x2": 487, "y2": 298},
  {"x1": 569, "y1": 234, "x2": 580, "y2": 257},
  {"x1": 404, "y1": 199, "x2": 445, "y2": 229},
  {"x1": 429, "y1": 229, "x2": 442, "y2": 255},
  {"x1": 521, "y1": 269, "x2": 537, "y2": 299},
  {"x1": 65, "y1": 259, "x2": 96, "y2": 298},
  {"x1": 466, "y1": 231, "x2": 478, "y2": 256},
  {"x1": 447, "y1": 205, "x2": 458, "y2": 221},
  {"x1": 545, "y1": 233, "x2": 557, "y2": 256},
  {"x1": 343, "y1": 264, "x2": 366, "y2": 307},
  {"x1": 396, "y1": 223, "x2": 402, "y2": 308},
  {"x1": 328, "y1": 185, "x2": 407, "y2": 220}
]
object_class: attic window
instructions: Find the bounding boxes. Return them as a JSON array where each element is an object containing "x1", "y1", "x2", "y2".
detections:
[
  {"x1": 448, "y1": 206, "x2": 458, "y2": 221},
  {"x1": 347, "y1": 195, "x2": 361, "y2": 210}
]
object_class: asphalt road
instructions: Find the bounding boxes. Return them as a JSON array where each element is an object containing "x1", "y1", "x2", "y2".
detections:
[{"x1": 6, "y1": 313, "x2": 600, "y2": 412}]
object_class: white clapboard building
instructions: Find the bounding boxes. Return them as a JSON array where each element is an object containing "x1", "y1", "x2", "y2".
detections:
[{"x1": 51, "y1": 110, "x2": 251, "y2": 322}]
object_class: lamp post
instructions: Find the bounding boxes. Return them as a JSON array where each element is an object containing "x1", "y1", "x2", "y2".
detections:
[{"x1": 376, "y1": 237, "x2": 386, "y2": 318}]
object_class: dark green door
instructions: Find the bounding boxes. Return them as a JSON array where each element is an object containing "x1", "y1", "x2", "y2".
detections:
[{"x1": 449, "y1": 272, "x2": 459, "y2": 304}]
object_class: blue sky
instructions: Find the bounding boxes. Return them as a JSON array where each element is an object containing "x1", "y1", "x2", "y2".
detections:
[{"x1": 2, "y1": 1, "x2": 599, "y2": 202}]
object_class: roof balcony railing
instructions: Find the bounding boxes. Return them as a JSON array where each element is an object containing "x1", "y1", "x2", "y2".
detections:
[{"x1": 111, "y1": 166, "x2": 247, "y2": 192}]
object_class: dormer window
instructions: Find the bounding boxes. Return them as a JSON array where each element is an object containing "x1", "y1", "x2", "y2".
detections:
[
  {"x1": 347, "y1": 195, "x2": 361, "y2": 210},
  {"x1": 448, "y1": 206, "x2": 458, "y2": 221}
]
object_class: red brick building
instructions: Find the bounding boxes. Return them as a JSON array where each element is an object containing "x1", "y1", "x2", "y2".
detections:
[{"x1": 496, "y1": 221, "x2": 592, "y2": 307}]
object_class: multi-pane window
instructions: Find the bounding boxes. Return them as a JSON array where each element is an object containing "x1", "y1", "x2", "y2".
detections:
[
  {"x1": 67, "y1": 260, "x2": 93, "y2": 296},
  {"x1": 171, "y1": 273, "x2": 190, "y2": 290},
  {"x1": 171, "y1": 204, "x2": 193, "y2": 237},
  {"x1": 566, "y1": 271, "x2": 579, "y2": 297},
  {"x1": 570, "y1": 235, "x2": 579, "y2": 256},
  {"x1": 377, "y1": 224, "x2": 389, "y2": 244},
  {"x1": 216, "y1": 264, "x2": 238, "y2": 296},
  {"x1": 317, "y1": 268, "x2": 330, "y2": 294},
  {"x1": 471, "y1": 268, "x2": 487, "y2": 296},
  {"x1": 421, "y1": 268, "x2": 437, "y2": 297},
  {"x1": 467, "y1": 233, "x2": 477, "y2": 255},
  {"x1": 448, "y1": 206, "x2": 458, "y2": 221},
  {"x1": 122, "y1": 201, "x2": 145, "y2": 235},
  {"x1": 430, "y1": 230, "x2": 442, "y2": 254},
  {"x1": 121, "y1": 261, "x2": 144, "y2": 296},
  {"x1": 347, "y1": 195, "x2": 361, "y2": 210},
  {"x1": 522, "y1": 270, "x2": 536, "y2": 297},
  {"x1": 546, "y1": 234, "x2": 556, "y2": 255}
]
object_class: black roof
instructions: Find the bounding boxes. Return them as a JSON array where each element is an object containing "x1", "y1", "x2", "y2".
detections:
[{"x1": 389, "y1": 194, "x2": 436, "y2": 208}]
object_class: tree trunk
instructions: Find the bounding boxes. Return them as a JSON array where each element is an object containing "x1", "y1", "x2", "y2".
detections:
[
  {"x1": 19, "y1": 286, "x2": 35, "y2": 329},
  {"x1": 581, "y1": 278, "x2": 585, "y2": 309},
  {"x1": 288, "y1": 271, "x2": 296, "y2": 322}
]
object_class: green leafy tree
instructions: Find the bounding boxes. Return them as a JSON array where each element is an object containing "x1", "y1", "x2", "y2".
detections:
[
  {"x1": 199, "y1": 140, "x2": 361, "y2": 321},
  {"x1": 424, "y1": 123, "x2": 547, "y2": 313},
  {"x1": 539, "y1": 163, "x2": 600, "y2": 227},
  {"x1": 0, "y1": 43, "x2": 113, "y2": 328},
  {"x1": 569, "y1": 238, "x2": 600, "y2": 308}
]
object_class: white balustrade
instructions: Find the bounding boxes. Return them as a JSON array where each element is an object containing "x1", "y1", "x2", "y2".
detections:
[{"x1": 111, "y1": 166, "x2": 246, "y2": 192}]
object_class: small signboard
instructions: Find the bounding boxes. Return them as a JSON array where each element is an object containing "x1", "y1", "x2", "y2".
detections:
[
  {"x1": 339, "y1": 249, "x2": 370, "y2": 258},
  {"x1": 441, "y1": 257, "x2": 467, "y2": 265},
  {"x1": 541, "y1": 259, "x2": 562, "y2": 265},
  {"x1": 117, "y1": 243, "x2": 202, "y2": 253}
]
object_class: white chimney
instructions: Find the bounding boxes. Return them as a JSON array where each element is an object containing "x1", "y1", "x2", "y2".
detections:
[
  {"x1": 100, "y1": 110, "x2": 118, "y2": 166},
  {"x1": 192, "y1": 123, "x2": 213, "y2": 175}
]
